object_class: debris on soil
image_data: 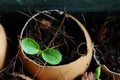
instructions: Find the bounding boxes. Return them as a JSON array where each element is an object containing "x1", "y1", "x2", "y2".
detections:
[
  {"x1": 0, "y1": 73, "x2": 25, "y2": 80},
  {"x1": 81, "y1": 72, "x2": 96, "y2": 80},
  {"x1": 0, "y1": 55, "x2": 32, "y2": 80}
]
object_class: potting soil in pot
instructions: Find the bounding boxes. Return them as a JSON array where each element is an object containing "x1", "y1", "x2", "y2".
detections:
[{"x1": 22, "y1": 11, "x2": 87, "y2": 66}]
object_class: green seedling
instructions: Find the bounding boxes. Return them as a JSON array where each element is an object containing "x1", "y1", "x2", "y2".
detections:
[
  {"x1": 21, "y1": 38, "x2": 62, "y2": 65},
  {"x1": 95, "y1": 65, "x2": 101, "y2": 80}
]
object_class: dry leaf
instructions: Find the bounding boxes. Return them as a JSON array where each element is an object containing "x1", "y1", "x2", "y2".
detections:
[
  {"x1": 40, "y1": 19, "x2": 52, "y2": 29},
  {"x1": 81, "y1": 72, "x2": 96, "y2": 80}
]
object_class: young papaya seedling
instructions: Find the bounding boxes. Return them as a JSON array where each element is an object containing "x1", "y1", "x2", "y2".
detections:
[
  {"x1": 21, "y1": 38, "x2": 62, "y2": 65},
  {"x1": 95, "y1": 65, "x2": 101, "y2": 80}
]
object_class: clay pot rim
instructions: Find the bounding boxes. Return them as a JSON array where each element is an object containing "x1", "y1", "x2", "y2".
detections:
[
  {"x1": 100, "y1": 65, "x2": 120, "y2": 79},
  {"x1": 100, "y1": 65, "x2": 120, "y2": 75}
]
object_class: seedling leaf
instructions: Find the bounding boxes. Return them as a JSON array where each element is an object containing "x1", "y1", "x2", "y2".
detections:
[
  {"x1": 42, "y1": 48, "x2": 62, "y2": 65},
  {"x1": 21, "y1": 38, "x2": 40, "y2": 55},
  {"x1": 95, "y1": 66, "x2": 101, "y2": 80}
]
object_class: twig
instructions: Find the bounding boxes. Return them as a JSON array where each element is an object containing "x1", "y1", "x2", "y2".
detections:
[
  {"x1": 81, "y1": 13, "x2": 87, "y2": 27},
  {"x1": 77, "y1": 42, "x2": 86, "y2": 56},
  {"x1": 48, "y1": 13, "x2": 66, "y2": 48},
  {"x1": 92, "y1": 43, "x2": 100, "y2": 65},
  {"x1": 12, "y1": 53, "x2": 19, "y2": 75},
  {"x1": 16, "y1": 10, "x2": 39, "y2": 22},
  {"x1": 20, "y1": 12, "x2": 41, "y2": 38},
  {"x1": 113, "y1": 75, "x2": 116, "y2": 80}
]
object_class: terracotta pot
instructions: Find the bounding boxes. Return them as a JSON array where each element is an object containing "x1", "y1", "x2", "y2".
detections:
[
  {"x1": 18, "y1": 10, "x2": 93, "y2": 80},
  {"x1": 0, "y1": 24, "x2": 7, "y2": 70}
]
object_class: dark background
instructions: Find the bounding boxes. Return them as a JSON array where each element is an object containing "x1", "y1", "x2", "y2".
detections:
[{"x1": 0, "y1": 0, "x2": 120, "y2": 11}]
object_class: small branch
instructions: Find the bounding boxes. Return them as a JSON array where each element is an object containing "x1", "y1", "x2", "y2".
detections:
[
  {"x1": 48, "y1": 13, "x2": 66, "y2": 48},
  {"x1": 77, "y1": 42, "x2": 86, "y2": 56}
]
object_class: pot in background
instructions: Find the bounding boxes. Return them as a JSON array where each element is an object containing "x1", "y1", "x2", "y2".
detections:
[
  {"x1": 93, "y1": 17, "x2": 120, "y2": 80},
  {"x1": 94, "y1": 56, "x2": 120, "y2": 80},
  {"x1": 0, "y1": 24, "x2": 7, "y2": 70}
]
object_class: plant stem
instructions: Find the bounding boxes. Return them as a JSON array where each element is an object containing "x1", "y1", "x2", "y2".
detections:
[
  {"x1": 48, "y1": 13, "x2": 66, "y2": 48},
  {"x1": 37, "y1": 50, "x2": 42, "y2": 56}
]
